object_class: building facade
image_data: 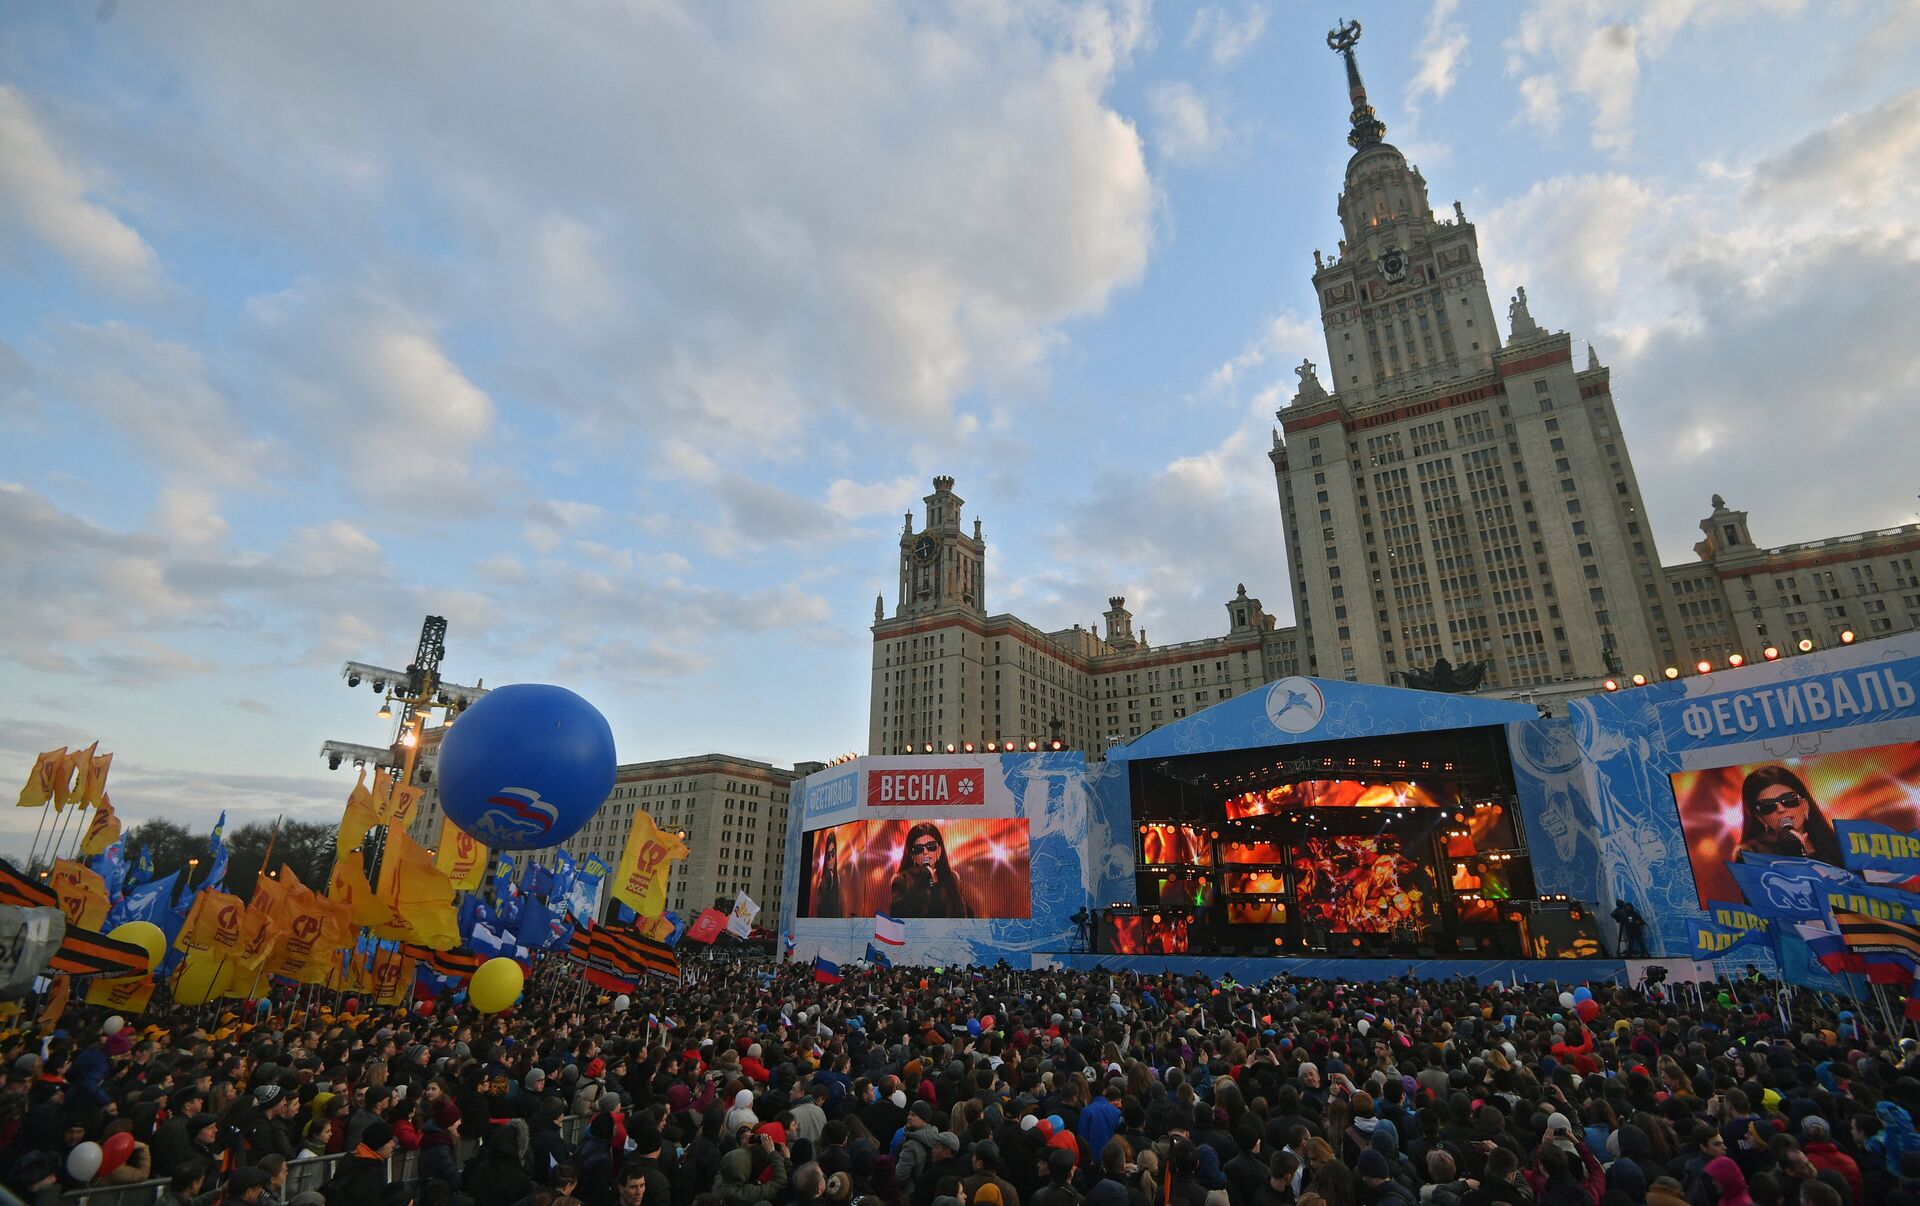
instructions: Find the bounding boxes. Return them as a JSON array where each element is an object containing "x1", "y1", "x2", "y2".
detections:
[
  {"x1": 1667, "y1": 496, "x2": 1920, "y2": 665},
  {"x1": 407, "y1": 751, "x2": 798, "y2": 921},
  {"x1": 870, "y1": 477, "x2": 1301, "y2": 757},
  {"x1": 1270, "y1": 31, "x2": 1678, "y2": 692}
]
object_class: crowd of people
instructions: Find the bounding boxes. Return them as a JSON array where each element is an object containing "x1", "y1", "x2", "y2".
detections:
[{"x1": 3, "y1": 960, "x2": 1915, "y2": 1206}]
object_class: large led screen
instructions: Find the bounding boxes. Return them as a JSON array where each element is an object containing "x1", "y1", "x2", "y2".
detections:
[
  {"x1": 1227, "y1": 779, "x2": 1456, "y2": 819},
  {"x1": 1669, "y1": 739, "x2": 1920, "y2": 907},
  {"x1": 800, "y1": 818, "x2": 1031, "y2": 919},
  {"x1": 1291, "y1": 834, "x2": 1432, "y2": 933}
]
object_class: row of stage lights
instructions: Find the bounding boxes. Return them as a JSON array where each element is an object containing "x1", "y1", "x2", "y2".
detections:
[
  {"x1": 896, "y1": 739, "x2": 1066, "y2": 754},
  {"x1": 1212, "y1": 756, "x2": 1457, "y2": 791},
  {"x1": 1603, "y1": 632, "x2": 1856, "y2": 692}
]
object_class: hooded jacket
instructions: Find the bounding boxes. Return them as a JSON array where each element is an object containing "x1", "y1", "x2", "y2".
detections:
[{"x1": 713, "y1": 1145, "x2": 792, "y2": 1206}]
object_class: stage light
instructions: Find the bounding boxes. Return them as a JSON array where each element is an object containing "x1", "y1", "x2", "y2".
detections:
[
  {"x1": 1696, "y1": 660, "x2": 1713, "y2": 675},
  {"x1": 1603, "y1": 679, "x2": 1620, "y2": 692},
  {"x1": 1049, "y1": 739, "x2": 1063, "y2": 751},
  {"x1": 1026, "y1": 740, "x2": 1039, "y2": 751},
  {"x1": 1841, "y1": 630, "x2": 1856, "y2": 644},
  {"x1": 1798, "y1": 638, "x2": 1814, "y2": 652},
  {"x1": 962, "y1": 741, "x2": 975, "y2": 753},
  {"x1": 1631, "y1": 673, "x2": 1647, "y2": 686},
  {"x1": 924, "y1": 743, "x2": 934, "y2": 754},
  {"x1": 945, "y1": 743, "x2": 957, "y2": 754},
  {"x1": 1274, "y1": 937, "x2": 1285, "y2": 947},
  {"x1": 1727, "y1": 654, "x2": 1745, "y2": 667},
  {"x1": 376, "y1": 701, "x2": 393, "y2": 720},
  {"x1": 901, "y1": 745, "x2": 913, "y2": 754},
  {"x1": 1664, "y1": 667, "x2": 1681, "y2": 679},
  {"x1": 1763, "y1": 646, "x2": 1780, "y2": 661},
  {"x1": 1151, "y1": 913, "x2": 1162, "y2": 924}
]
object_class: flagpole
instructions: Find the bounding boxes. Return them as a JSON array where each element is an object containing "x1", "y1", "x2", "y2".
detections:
[{"x1": 26, "y1": 801, "x2": 54, "y2": 872}]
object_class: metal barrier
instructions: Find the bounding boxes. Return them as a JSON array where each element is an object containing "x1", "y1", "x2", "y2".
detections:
[{"x1": 62, "y1": 1127, "x2": 504, "y2": 1205}]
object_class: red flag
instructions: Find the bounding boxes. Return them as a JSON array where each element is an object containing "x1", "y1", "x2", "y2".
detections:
[{"x1": 684, "y1": 908, "x2": 728, "y2": 945}]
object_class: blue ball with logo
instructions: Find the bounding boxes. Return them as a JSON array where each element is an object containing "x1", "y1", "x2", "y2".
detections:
[{"x1": 436, "y1": 683, "x2": 617, "y2": 850}]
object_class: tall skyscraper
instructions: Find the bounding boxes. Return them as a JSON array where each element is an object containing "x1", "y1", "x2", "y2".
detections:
[{"x1": 1270, "y1": 21, "x2": 1674, "y2": 689}]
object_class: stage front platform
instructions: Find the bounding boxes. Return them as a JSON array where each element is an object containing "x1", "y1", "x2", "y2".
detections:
[{"x1": 1038, "y1": 951, "x2": 1630, "y2": 987}]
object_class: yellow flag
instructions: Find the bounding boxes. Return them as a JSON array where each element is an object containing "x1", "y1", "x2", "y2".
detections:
[
  {"x1": 233, "y1": 905, "x2": 281, "y2": 970},
  {"x1": 372, "y1": 829, "x2": 458, "y2": 949},
  {"x1": 373, "y1": 953, "x2": 416, "y2": 1006},
  {"x1": 267, "y1": 868, "x2": 344, "y2": 985},
  {"x1": 335, "y1": 769, "x2": 381, "y2": 857},
  {"x1": 331, "y1": 858, "x2": 383, "y2": 928},
  {"x1": 82, "y1": 750, "x2": 112, "y2": 808},
  {"x1": 63, "y1": 742, "x2": 99, "y2": 812},
  {"x1": 85, "y1": 973, "x2": 156, "y2": 1015},
  {"x1": 37, "y1": 974, "x2": 70, "y2": 1034},
  {"x1": 610, "y1": 810, "x2": 689, "y2": 919},
  {"x1": 434, "y1": 818, "x2": 489, "y2": 891},
  {"x1": 78, "y1": 796, "x2": 121, "y2": 857},
  {"x1": 175, "y1": 889, "x2": 247, "y2": 955},
  {"x1": 15, "y1": 747, "x2": 66, "y2": 808},
  {"x1": 49, "y1": 748, "x2": 79, "y2": 811},
  {"x1": 49, "y1": 859, "x2": 109, "y2": 930}
]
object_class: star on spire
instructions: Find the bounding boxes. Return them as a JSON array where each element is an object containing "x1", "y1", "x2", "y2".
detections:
[{"x1": 1327, "y1": 19, "x2": 1387, "y2": 149}]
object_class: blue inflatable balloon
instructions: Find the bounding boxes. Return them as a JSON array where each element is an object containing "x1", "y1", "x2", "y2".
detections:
[
  {"x1": 436, "y1": 683, "x2": 617, "y2": 850},
  {"x1": 1573, "y1": 986, "x2": 1593, "y2": 1003}
]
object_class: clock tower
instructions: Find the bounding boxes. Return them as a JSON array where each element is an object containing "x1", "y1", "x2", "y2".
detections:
[{"x1": 896, "y1": 476, "x2": 986, "y2": 618}]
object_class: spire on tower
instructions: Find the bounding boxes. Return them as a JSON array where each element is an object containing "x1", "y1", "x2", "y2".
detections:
[{"x1": 1326, "y1": 19, "x2": 1387, "y2": 150}]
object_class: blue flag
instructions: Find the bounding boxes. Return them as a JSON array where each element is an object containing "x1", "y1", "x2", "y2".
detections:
[
  {"x1": 205, "y1": 811, "x2": 230, "y2": 892},
  {"x1": 662, "y1": 910, "x2": 687, "y2": 948},
  {"x1": 1836, "y1": 821, "x2": 1920, "y2": 878},
  {"x1": 522, "y1": 859, "x2": 555, "y2": 898},
  {"x1": 131, "y1": 844, "x2": 154, "y2": 887},
  {"x1": 515, "y1": 897, "x2": 556, "y2": 949},
  {"x1": 612, "y1": 899, "x2": 637, "y2": 926},
  {"x1": 110, "y1": 870, "x2": 185, "y2": 947},
  {"x1": 1730, "y1": 856, "x2": 1920, "y2": 925},
  {"x1": 90, "y1": 836, "x2": 128, "y2": 903},
  {"x1": 551, "y1": 849, "x2": 576, "y2": 902},
  {"x1": 865, "y1": 942, "x2": 893, "y2": 969},
  {"x1": 458, "y1": 894, "x2": 490, "y2": 944}
]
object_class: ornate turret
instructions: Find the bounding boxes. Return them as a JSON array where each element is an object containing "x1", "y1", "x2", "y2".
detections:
[{"x1": 1327, "y1": 19, "x2": 1386, "y2": 150}]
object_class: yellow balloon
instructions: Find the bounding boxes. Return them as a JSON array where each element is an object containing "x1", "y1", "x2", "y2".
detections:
[
  {"x1": 108, "y1": 921, "x2": 167, "y2": 971},
  {"x1": 468, "y1": 957, "x2": 524, "y2": 1014},
  {"x1": 173, "y1": 956, "x2": 225, "y2": 1006}
]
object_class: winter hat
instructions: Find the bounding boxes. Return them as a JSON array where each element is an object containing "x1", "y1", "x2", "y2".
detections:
[
  {"x1": 362, "y1": 1120, "x2": 395, "y2": 1149},
  {"x1": 1357, "y1": 1150, "x2": 1391, "y2": 1180}
]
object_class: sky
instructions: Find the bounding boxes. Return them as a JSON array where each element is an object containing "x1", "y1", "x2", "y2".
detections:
[{"x1": 3, "y1": 0, "x2": 1919, "y2": 857}]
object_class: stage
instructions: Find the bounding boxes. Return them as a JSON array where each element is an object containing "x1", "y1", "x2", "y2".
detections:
[{"x1": 1038, "y1": 951, "x2": 1630, "y2": 987}]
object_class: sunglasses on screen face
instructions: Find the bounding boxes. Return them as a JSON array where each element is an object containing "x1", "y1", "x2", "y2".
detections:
[
  {"x1": 1752, "y1": 791, "x2": 1806, "y2": 816},
  {"x1": 910, "y1": 840, "x2": 941, "y2": 855}
]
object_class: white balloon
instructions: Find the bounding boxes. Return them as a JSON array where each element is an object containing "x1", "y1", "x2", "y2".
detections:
[
  {"x1": 102, "y1": 1016, "x2": 125, "y2": 1035},
  {"x1": 1356, "y1": 1018, "x2": 1370, "y2": 1035},
  {"x1": 613, "y1": 994, "x2": 631, "y2": 1013},
  {"x1": 1558, "y1": 991, "x2": 1576, "y2": 1009},
  {"x1": 67, "y1": 1140, "x2": 104, "y2": 1182}
]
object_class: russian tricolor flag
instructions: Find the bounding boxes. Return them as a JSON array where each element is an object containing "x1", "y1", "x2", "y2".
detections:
[
  {"x1": 813, "y1": 955, "x2": 842, "y2": 984},
  {"x1": 874, "y1": 912, "x2": 906, "y2": 946}
]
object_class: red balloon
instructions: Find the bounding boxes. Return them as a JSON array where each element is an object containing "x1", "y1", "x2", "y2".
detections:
[
  {"x1": 1575, "y1": 998, "x2": 1600, "y2": 1022},
  {"x1": 99, "y1": 1131, "x2": 136, "y2": 1176},
  {"x1": 344, "y1": 997, "x2": 361, "y2": 1015},
  {"x1": 418, "y1": 1000, "x2": 435, "y2": 1016}
]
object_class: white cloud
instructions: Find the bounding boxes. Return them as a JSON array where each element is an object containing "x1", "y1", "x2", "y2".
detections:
[
  {"x1": 826, "y1": 474, "x2": 927, "y2": 520},
  {"x1": 1148, "y1": 81, "x2": 1227, "y2": 165},
  {"x1": 1207, "y1": 311, "x2": 1320, "y2": 394},
  {"x1": 1409, "y1": 0, "x2": 1470, "y2": 106},
  {"x1": 1185, "y1": 5, "x2": 1269, "y2": 68},
  {"x1": 1506, "y1": 0, "x2": 1803, "y2": 155},
  {"x1": 0, "y1": 84, "x2": 162, "y2": 296}
]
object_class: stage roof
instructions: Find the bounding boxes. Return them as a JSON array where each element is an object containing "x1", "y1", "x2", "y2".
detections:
[{"x1": 1109, "y1": 675, "x2": 1542, "y2": 763}]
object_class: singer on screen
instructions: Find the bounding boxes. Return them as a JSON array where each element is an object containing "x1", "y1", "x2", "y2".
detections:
[
  {"x1": 1735, "y1": 766, "x2": 1843, "y2": 864},
  {"x1": 889, "y1": 821, "x2": 975, "y2": 918},
  {"x1": 815, "y1": 829, "x2": 845, "y2": 918}
]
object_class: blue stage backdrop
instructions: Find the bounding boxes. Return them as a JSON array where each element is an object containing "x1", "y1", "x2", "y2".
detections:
[
  {"x1": 1506, "y1": 716, "x2": 1604, "y2": 905},
  {"x1": 1568, "y1": 633, "x2": 1920, "y2": 965},
  {"x1": 780, "y1": 752, "x2": 1130, "y2": 968}
]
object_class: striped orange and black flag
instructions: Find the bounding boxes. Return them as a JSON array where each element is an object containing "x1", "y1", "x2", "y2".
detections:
[
  {"x1": 400, "y1": 943, "x2": 485, "y2": 981},
  {"x1": 592, "y1": 926, "x2": 645, "y2": 978},
  {"x1": 1827, "y1": 914, "x2": 1920, "y2": 979},
  {"x1": 635, "y1": 932, "x2": 682, "y2": 982},
  {"x1": 48, "y1": 926, "x2": 150, "y2": 977},
  {"x1": 0, "y1": 858, "x2": 57, "y2": 909},
  {"x1": 565, "y1": 927, "x2": 593, "y2": 966}
]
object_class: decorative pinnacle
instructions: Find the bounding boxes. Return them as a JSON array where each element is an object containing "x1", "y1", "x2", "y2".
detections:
[{"x1": 1327, "y1": 18, "x2": 1387, "y2": 150}]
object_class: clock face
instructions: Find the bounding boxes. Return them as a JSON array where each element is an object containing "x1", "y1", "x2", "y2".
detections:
[
  {"x1": 1378, "y1": 247, "x2": 1409, "y2": 283},
  {"x1": 913, "y1": 534, "x2": 937, "y2": 563}
]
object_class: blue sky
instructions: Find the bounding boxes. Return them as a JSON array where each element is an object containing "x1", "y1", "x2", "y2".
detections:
[{"x1": 3, "y1": 1, "x2": 1918, "y2": 855}]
